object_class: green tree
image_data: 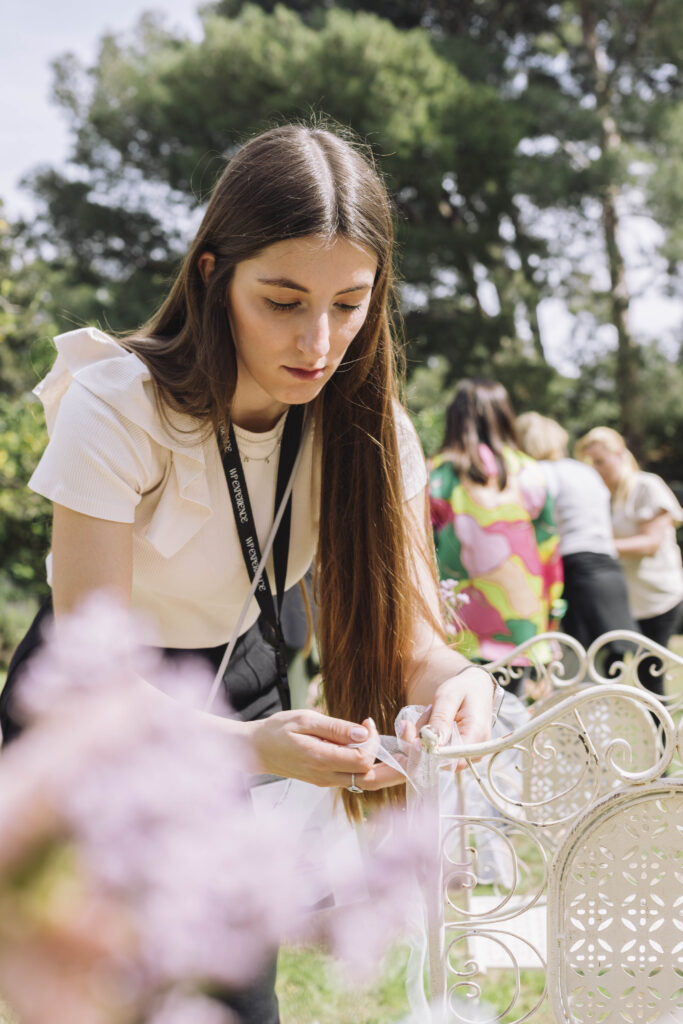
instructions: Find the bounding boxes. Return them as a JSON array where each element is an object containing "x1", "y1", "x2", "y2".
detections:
[
  {"x1": 24, "y1": 4, "x2": 551, "y2": 382},
  {"x1": 271, "y1": 0, "x2": 683, "y2": 453},
  {"x1": 531, "y1": 0, "x2": 682, "y2": 455},
  {"x1": 0, "y1": 210, "x2": 61, "y2": 663},
  {"x1": 12, "y1": 1, "x2": 683, "y2": 481}
]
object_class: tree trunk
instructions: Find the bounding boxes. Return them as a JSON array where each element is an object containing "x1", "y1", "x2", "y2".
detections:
[
  {"x1": 601, "y1": 177, "x2": 643, "y2": 454},
  {"x1": 507, "y1": 203, "x2": 546, "y2": 362},
  {"x1": 580, "y1": 3, "x2": 643, "y2": 455}
]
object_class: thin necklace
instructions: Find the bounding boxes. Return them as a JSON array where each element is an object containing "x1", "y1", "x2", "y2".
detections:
[
  {"x1": 242, "y1": 439, "x2": 281, "y2": 464},
  {"x1": 240, "y1": 418, "x2": 286, "y2": 464}
]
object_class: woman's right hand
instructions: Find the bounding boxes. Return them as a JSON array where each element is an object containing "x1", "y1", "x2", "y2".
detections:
[{"x1": 245, "y1": 710, "x2": 404, "y2": 791}]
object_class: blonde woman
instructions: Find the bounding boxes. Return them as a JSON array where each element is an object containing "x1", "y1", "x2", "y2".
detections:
[
  {"x1": 576, "y1": 426, "x2": 683, "y2": 693},
  {"x1": 516, "y1": 413, "x2": 636, "y2": 668}
]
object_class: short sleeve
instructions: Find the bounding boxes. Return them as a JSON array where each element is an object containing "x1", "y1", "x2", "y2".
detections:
[
  {"x1": 394, "y1": 403, "x2": 427, "y2": 501},
  {"x1": 29, "y1": 380, "x2": 164, "y2": 523},
  {"x1": 631, "y1": 473, "x2": 683, "y2": 526}
]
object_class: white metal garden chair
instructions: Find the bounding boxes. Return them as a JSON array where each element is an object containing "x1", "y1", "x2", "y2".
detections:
[{"x1": 420, "y1": 630, "x2": 683, "y2": 1024}]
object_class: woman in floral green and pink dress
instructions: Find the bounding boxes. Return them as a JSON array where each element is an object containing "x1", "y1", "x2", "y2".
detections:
[{"x1": 429, "y1": 380, "x2": 563, "y2": 680}]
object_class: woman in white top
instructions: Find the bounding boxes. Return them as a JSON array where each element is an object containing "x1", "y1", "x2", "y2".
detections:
[
  {"x1": 516, "y1": 413, "x2": 637, "y2": 670},
  {"x1": 576, "y1": 425, "x2": 683, "y2": 695},
  {"x1": 1, "y1": 124, "x2": 495, "y2": 1021}
]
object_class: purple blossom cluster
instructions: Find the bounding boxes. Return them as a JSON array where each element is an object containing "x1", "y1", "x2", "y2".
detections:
[
  {"x1": 305, "y1": 817, "x2": 438, "y2": 983},
  {"x1": 0, "y1": 593, "x2": 436, "y2": 1024},
  {"x1": 146, "y1": 991, "x2": 236, "y2": 1024},
  {"x1": 439, "y1": 577, "x2": 469, "y2": 642}
]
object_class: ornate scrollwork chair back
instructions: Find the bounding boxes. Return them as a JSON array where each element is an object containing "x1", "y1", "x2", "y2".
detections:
[{"x1": 424, "y1": 630, "x2": 683, "y2": 1024}]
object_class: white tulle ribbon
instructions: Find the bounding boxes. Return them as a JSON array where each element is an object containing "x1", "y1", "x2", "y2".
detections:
[
  {"x1": 349, "y1": 704, "x2": 462, "y2": 793},
  {"x1": 331, "y1": 708, "x2": 464, "y2": 1019},
  {"x1": 374, "y1": 707, "x2": 462, "y2": 1024},
  {"x1": 252, "y1": 706, "x2": 461, "y2": 1022}
]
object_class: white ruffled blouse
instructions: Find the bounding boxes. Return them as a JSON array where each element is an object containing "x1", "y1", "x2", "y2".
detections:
[
  {"x1": 29, "y1": 328, "x2": 427, "y2": 649},
  {"x1": 611, "y1": 472, "x2": 683, "y2": 619}
]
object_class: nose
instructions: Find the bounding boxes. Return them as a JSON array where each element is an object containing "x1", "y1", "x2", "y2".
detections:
[{"x1": 296, "y1": 311, "x2": 330, "y2": 359}]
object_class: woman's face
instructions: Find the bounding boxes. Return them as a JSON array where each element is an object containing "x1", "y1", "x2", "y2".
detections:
[
  {"x1": 584, "y1": 441, "x2": 623, "y2": 492},
  {"x1": 226, "y1": 235, "x2": 377, "y2": 431}
]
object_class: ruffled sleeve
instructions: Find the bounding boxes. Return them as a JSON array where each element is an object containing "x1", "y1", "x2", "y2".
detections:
[
  {"x1": 29, "y1": 327, "x2": 213, "y2": 558},
  {"x1": 631, "y1": 473, "x2": 683, "y2": 526}
]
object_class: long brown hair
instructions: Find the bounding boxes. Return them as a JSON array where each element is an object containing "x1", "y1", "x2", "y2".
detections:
[
  {"x1": 441, "y1": 378, "x2": 519, "y2": 490},
  {"x1": 124, "y1": 123, "x2": 424, "y2": 817}
]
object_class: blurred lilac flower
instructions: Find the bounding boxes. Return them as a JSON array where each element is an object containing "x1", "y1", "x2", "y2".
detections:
[
  {"x1": 17, "y1": 603, "x2": 308, "y2": 991},
  {"x1": 145, "y1": 990, "x2": 236, "y2": 1024},
  {"x1": 439, "y1": 578, "x2": 470, "y2": 642},
  {"x1": 0, "y1": 592, "x2": 439, "y2": 1019},
  {"x1": 14, "y1": 589, "x2": 161, "y2": 723},
  {"x1": 299, "y1": 805, "x2": 439, "y2": 983}
]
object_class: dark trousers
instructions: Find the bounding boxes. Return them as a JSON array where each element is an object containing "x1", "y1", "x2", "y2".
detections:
[
  {"x1": 561, "y1": 552, "x2": 637, "y2": 656},
  {"x1": 552, "y1": 551, "x2": 638, "y2": 684},
  {"x1": 635, "y1": 600, "x2": 683, "y2": 698},
  {"x1": 0, "y1": 595, "x2": 53, "y2": 744},
  {"x1": 210, "y1": 957, "x2": 280, "y2": 1024}
]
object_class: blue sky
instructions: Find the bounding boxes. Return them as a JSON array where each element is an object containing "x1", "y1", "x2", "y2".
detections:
[{"x1": 1, "y1": 0, "x2": 202, "y2": 218}]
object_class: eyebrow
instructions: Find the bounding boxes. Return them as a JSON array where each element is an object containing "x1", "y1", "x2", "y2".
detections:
[{"x1": 256, "y1": 276, "x2": 372, "y2": 296}]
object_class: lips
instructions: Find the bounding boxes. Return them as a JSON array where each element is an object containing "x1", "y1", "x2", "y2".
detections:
[{"x1": 284, "y1": 366, "x2": 326, "y2": 381}]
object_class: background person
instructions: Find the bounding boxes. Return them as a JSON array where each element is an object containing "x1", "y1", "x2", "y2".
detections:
[
  {"x1": 429, "y1": 379, "x2": 563, "y2": 696},
  {"x1": 0, "y1": 123, "x2": 495, "y2": 1023},
  {"x1": 576, "y1": 425, "x2": 683, "y2": 696},
  {"x1": 516, "y1": 412, "x2": 637, "y2": 670}
]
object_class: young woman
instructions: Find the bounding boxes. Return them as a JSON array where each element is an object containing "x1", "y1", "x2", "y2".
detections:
[
  {"x1": 429, "y1": 380, "x2": 564, "y2": 688},
  {"x1": 1, "y1": 124, "x2": 495, "y2": 1022},
  {"x1": 576, "y1": 426, "x2": 683, "y2": 693}
]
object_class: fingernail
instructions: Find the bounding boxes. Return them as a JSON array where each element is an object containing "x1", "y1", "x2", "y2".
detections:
[
  {"x1": 350, "y1": 726, "x2": 368, "y2": 742},
  {"x1": 367, "y1": 717, "x2": 376, "y2": 730}
]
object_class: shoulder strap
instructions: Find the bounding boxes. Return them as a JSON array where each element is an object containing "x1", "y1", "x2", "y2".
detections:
[{"x1": 204, "y1": 407, "x2": 308, "y2": 714}]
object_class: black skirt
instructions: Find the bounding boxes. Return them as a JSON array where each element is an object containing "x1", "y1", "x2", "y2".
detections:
[{"x1": 560, "y1": 551, "x2": 637, "y2": 649}]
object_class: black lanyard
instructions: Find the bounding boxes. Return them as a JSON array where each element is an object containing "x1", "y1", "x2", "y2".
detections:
[{"x1": 219, "y1": 405, "x2": 305, "y2": 711}]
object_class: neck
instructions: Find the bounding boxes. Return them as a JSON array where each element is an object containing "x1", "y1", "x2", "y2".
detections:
[{"x1": 230, "y1": 397, "x2": 289, "y2": 433}]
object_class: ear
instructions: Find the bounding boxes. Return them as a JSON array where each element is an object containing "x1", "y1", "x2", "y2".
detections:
[{"x1": 198, "y1": 251, "x2": 216, "y2": 284}]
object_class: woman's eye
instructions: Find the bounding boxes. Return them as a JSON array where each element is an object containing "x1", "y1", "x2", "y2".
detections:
[
  {"x1": 265, "y1": 298, "x2": 300, "y2": 311},
  {"x1": 335, "y1": 302, "x2": 362, "y2": 312}
]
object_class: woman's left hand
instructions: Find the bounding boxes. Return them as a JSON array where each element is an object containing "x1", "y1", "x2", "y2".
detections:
[
  {"x1": 353, "y1": 666, "x2": 496, "y2": 791},
  {"x1": 403, "y1": 665, "x2": 495, "y2": 753}
]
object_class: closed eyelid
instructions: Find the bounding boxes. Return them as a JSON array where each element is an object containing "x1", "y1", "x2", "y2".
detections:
[
  {"x1": 265, "y1": 298, "x2": 300, "y2": 311},
  {"x1": 264, "y1": 295, "x2": 364, "y2": 311}
]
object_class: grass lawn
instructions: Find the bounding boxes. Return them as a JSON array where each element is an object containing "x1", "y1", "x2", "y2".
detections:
[
  {"x1": 0, "y1": 947, "x2": 414, "y2": 1024},
  {"x1": 277, "y1": 943, "x2": 413, "y2": 1023},
  {"x1": 277, "y1": 946, "x2": 553, "y2": 1023},
  {"x1": 0, "y1": 945, "x2": 548, "y2": 1024}
]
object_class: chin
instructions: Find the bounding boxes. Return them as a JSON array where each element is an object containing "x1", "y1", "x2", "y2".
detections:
[{"x1": 281, "y1": 381, "x2": 328, "y2": 406}]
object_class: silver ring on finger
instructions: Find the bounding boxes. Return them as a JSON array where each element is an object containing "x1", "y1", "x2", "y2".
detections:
[{"x1": 347, "y1": 773, "x2": 363, "y2": 794}]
